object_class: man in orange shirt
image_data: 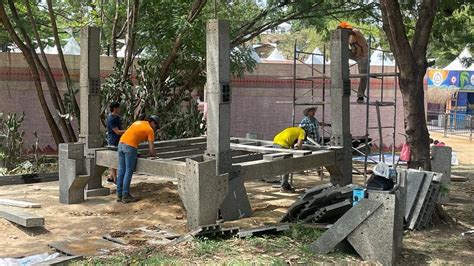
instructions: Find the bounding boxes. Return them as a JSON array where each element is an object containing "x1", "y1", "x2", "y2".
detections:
[
  {"x1": 338, "y1": 22, "x2": 369, "y2": 104},
  {"x1": 116, "y1": 115, "x2": 159, "y2": 203}
]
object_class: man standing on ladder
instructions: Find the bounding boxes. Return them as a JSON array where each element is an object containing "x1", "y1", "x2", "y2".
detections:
[{"x1": 338, "y1": 22, "x2": 369, "y2": 104}]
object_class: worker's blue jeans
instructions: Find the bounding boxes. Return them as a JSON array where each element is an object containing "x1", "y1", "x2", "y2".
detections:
[
  {"x1": 117, "y1": 143, "x2": 138, "y2": 196},
  {"x1": 273, "y1": 144, "x2": 290, "y2": 186}
]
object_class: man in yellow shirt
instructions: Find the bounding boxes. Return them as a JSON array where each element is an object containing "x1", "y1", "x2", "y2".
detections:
[
  {"x1": 273, "y1": 127, "x2": 306, "y2": 192},
  {"x1": 117, "y1": 115, "x2": 159, "y2": 203}
]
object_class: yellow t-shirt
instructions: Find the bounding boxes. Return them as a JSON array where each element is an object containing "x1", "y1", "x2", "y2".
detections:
[
  {"x1": 273, "y1": 127, "x2": 306, "y2": 149},
  {"x1": 119, "y1": 121, "x2": 155, "y2": 148}
]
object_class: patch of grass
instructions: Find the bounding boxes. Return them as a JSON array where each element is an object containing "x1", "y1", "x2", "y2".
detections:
[
  {"x1": 87, "y1": 247, "x2": 178, "y2": 265},
  {"x1": 285, "y1": 224, "x2": 324, "y2": 243},
  {"x1": 194, "y1": 238, "x2": 235, "y2": 257}
]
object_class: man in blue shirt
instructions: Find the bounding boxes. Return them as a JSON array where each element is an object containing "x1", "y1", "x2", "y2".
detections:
[{"x1": 106, "y1": 102, "x2": 125, "y2": 183}]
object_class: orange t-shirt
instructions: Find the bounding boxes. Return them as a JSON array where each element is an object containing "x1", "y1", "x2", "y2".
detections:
[{"x1": 119, "y1": 121, "x2": 155, "y2": 148}]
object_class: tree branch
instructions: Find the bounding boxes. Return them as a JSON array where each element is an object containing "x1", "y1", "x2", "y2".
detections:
[{"x1": 412, "y1": 0, "x2": 439, "y2": 65}]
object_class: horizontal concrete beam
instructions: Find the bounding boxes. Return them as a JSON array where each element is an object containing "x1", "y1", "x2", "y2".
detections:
[
  {"x1": 96, "y1": 150, "x2": 186, "y2": 177},
  {"x1": 230, "y1": 137, "x2": 328, "y2": 151},
  {"x1": 237, "y1": 150, "x2": 336, "y2": 181},
  {"x1": 230, "y1": 143, "x2": 311, "y2": 156},
  {"x1": 137, "y1": 142, "x2": 207, "y2": 153},
  {"x1": 137, "y1": 136, "x2": 206, "y2": 149}
]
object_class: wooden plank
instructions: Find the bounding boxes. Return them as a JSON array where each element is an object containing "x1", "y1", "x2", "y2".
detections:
[
  {"x1": 32, "y1": 255, "x2": 83, "y2": 266},
  {"x1": 0, "y1": 209, "x2": 44, "y2": 227},
  {"x1": 230, "y1": 143, "x2": 311, "y2": 155},
  {"x1": 0, "y1": 198, "x2": 41, "y2": 208}
]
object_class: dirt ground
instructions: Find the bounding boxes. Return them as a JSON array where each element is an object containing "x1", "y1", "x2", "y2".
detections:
[{"x1": 0, "y1": 133, "x2": 472, "y2": 263}]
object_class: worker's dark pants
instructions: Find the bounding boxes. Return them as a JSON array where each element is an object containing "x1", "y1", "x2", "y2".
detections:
[
  {"x1": 350, "y1": 56, "x2": 369, "y2": 98},
  {"x1": 273, "y1": 144, "x2": 290, "y2": 186},
  {"x1": 117, "y1": 143, "x2": 138, "y2": 196}
]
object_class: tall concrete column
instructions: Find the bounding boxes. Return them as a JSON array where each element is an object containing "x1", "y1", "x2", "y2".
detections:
[
  {"x1": 205, "y1": 19, "x2": 231, "y2": 175},
  {"x1": 329, "y1": 29, "x2": 352, "y2": 186},
  {"x1": 79, "y1": 27, "x2": 103, "y2": 151},
  {"x1": 79, "y1": 26, "x2": 109, "y2": 196}
]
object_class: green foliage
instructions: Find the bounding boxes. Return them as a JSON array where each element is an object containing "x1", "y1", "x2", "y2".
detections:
[
  {"x1": 100, "y1": 59, "x2": 206, "y2": 140},
  {"x1": 0, "y1": 112, "x2": 25, "y2": 170}
]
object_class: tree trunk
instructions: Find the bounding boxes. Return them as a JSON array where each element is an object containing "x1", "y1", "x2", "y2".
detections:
[
  {"x1": 24, "y1": 0, "x2": 76, "y2": 142},
  {"x1": 111, "y1": 0, "x2": 120, "y2": 60},
  {"x1": 46, "y1": 0, "x2": 80, "y2": 128},
  {"x1": 0, "y1": 2, "x2": 64, "y2": 145},
  {"x1": 400, "y1": 71, "x2": 431, "y2": 170},
  {"x1": 122, "y1": 0, "x2": 139, "y2": 80},
  {"x1": 380, "y1": 0, "x2": 438, "y2": 170}
]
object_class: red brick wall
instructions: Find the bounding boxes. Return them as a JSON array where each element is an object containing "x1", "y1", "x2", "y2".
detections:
[{"x1": 0, "y1": 53, "x2": 405, "y2": 150}]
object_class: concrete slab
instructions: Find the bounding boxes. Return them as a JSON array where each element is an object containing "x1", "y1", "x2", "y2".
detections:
[
  {"x1": 32, "y1": 256, "x2": 83, "y2": 266},
  {"x1": 0, "y1": 209, "x2": 44, "y2": 227},
  {"x1": 0, "y1": 199, "x2": 41, "y2": 208},
  {"x1": 48, "y1": 238, "x2": 122, "y2": 256},
  {"x1": 310, "y1": 199, "x2": 382, "y2": 254}
]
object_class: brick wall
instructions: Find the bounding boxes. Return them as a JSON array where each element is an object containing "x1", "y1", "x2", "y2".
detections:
[{"x1": 0, "y1": 53, "x2": 406, "y2": 150}]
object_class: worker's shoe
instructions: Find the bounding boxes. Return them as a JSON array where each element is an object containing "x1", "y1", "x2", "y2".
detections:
[
  {"x1": 280, "y1": 184, "x2": 296, "y2": 193},
  {"x1": 356, "y1": 96, "x2": 364, "y2": 104},
  {"x1": 122, "y1": 193, "x2": 139, "y2": 203},
  {"x1": 116, "y1": 195, "x2": 122, "y2": 202}
]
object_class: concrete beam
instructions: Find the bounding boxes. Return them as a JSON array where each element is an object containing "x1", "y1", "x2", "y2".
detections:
[
  {"x1": 137, "y1": 136, "x2": 207, "y2": 149},
  {"x1": 0, "y1": 209, "x2": 44, "y2": 227},
  {"x1": 230, "y1": 143, "x2": 311, "y2": 156},
  {"x1": 237, "y1": 150, "x2": 336, "y2": 181},
  {"x1": 95, "y1": 150, "x2": 186, "y2": 178}
]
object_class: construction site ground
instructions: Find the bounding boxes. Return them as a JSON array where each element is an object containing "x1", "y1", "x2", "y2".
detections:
[{"x1": 0, "y1": 131, "x2": 472, "y2": 264}]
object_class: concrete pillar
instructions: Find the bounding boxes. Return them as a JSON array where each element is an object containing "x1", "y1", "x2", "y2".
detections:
[
  {"x1": 79, "y1": 27, "x2": 103, "y2": 151},
  {"x1": 178, "y1": 158, "x2": 228, "y2": 229},
  {"x1": 59, "y1": 143, "x2": 88, "y2": 204},
  {"x1": 205, "y1": 19, "x2": 231, "y2": 176},
  {"x1": 329, "y1": 29, "x2": 352, "y2": 186},
  {"x1": 79, "y1": 26, "x2": 109, "y2": 197},
  {"x1": 430, "y1": 146, "x2": 452, "y2": 203}
]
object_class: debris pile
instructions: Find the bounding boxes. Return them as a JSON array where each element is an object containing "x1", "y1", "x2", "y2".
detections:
[{"x1": 280, "y1": 183, "x2": 355, "y2": 223}]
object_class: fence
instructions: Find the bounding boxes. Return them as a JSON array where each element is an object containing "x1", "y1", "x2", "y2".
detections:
[{"x1": 427, "y1": 111, "x2": 473, "y2": 140}]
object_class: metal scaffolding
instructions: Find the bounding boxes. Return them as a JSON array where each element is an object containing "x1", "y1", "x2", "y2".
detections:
[{"x1": 280, "y1": 38, "x2": 400, "y2": 178}]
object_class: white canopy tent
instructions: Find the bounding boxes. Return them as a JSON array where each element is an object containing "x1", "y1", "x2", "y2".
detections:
[
  {"x1": 304, "y1": 47, "x2": 329, "y2": 65},
  {"x1": 265, "y1": 47, "x2": 286, "y2": 61},
  {"x1": 370, "y1": 47, "x2": 395, "y2": 66},
  {"x1": 444, "y1": 47, "x2": 473, "y2": 71}
]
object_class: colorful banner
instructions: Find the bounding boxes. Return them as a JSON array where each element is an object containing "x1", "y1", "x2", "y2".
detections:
[{"x1": 427, "y1": 69, "x2": 474, "y2": 91}]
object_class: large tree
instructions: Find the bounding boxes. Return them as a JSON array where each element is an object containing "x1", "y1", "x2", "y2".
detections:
[{"x1": 379, "y1": 0, "x2": 439, "y2": 169}]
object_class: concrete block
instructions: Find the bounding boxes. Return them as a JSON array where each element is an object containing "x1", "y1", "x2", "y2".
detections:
[
  {"x1": 220, "y1": 173, "x2": 252, "y2": 221},
  {"x1": 310, "y1": 199, "x2": 382, "y2": 254},
  {"x1": 430, "y1": 146, "x2": 451, "y2": 203},
  {"x1": 84, "y1": 158, "x2": 109, "y2": 197},
  {"x1": 59, "y1": 143, "x2": 89, "y2": 204},
  {"x1": 347, "y1": 190, "x2": 404, "y2": 265},
  {"x1": 0, "y1": 209, "x2": 44, "y2": 227},
  {"x1": 177, "y1": 158, "x2": 228, "y2": 229}
]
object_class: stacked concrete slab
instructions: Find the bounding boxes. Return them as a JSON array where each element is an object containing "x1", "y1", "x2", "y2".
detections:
[
  {"x1": 404, "y1": 169, "x2": 442, "y2": 230},
  {"x1": 280, "y1": 183, "x2": 354, "y2": 223}
]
